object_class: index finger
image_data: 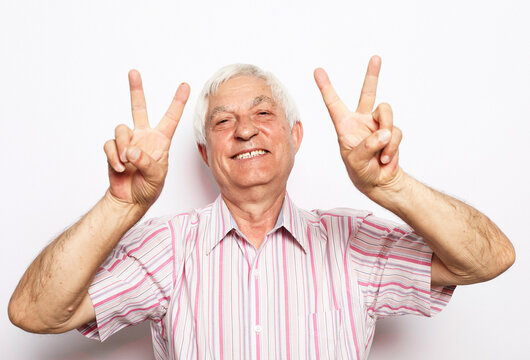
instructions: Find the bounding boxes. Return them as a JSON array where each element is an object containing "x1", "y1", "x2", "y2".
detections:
[
  {"x1": 356, "y1": 55, "x2": 382, "y2": 114},
  {"x1": 314, "y1": 68, "x2": 351, "y2": 122},
  {"x1": 156, "y1": 82, "x2": 190, "y2": 139},
  {"x1": 128, "y1": 69, "x2": 150, "y2": 129}
]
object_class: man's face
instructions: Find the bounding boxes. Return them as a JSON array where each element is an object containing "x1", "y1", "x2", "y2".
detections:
[{"x1": 198, "y1": 75, "x2": 303, "y2": 195}]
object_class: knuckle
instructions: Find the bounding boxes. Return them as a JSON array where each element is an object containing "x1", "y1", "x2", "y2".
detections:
[
  {"x1": 360, "y1": 89, "x2": 376, "y2": 97},
  {"x1": 115, "y1": 124, "x2": 130, "y2": 135},
  {"x1": 103, "y1": 140, "x2": 114, "y2": 152},
  {"x1": 364, "y1": 135, "x2": 377, "y2": 150},
  {"x1": 378, "y1": 102, "x2": 393, "y2": 114}
]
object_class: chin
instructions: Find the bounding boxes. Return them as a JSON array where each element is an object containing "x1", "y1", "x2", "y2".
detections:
[{"x1": 234, "y1": 177, "x2": 272, "y2": 189}]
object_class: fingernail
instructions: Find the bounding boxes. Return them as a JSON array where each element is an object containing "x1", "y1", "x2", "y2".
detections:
[
  {"x1": 378, "y1": 129, "x2": 391, "y2": 143},
  {"x1": 314, "y1": 69, "x2": 327, "y2": 83},
  {"x1": 381, "y1": 155, "x2": 390, "y2": 164},
  {"x1": 120, "y1": 148, "x2": 128, "y2": 162},
  {"x1": 129, "y1": 147, "x2": 140, "y2": 161},
  {"x1": 116, "y1": 162, "x2": 125, "y2": 172}
]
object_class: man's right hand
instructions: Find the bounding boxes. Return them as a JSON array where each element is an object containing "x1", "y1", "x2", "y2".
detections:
[
  {"x1": 103, "y1": 70, "x2": 190, "y2": 209},
  {"x1": 8, "y1": 70, "x2": 190, "y2": 334}
]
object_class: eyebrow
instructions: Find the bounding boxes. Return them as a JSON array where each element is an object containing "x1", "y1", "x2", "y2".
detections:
[
  {"x1": 209, "y1": 106, "x2": 230, "y2": 123},
  {"x1": 250, "y1": 95, "x2": 277, "y2": 108},
  {"x1": 208, "y1": 96, "x2": 277, "y2": 123}
]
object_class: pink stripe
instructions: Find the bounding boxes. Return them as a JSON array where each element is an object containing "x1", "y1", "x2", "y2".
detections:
[
  {"x1": 127, "y1": 227, "x2": 167, "y2": 256},
  {"x1": 101, "y1": 303, "x2": 159, "y2": 328},
  {"x1": 368, "y1": 304, "x2": 428, "y2": 316},
  {"x1": 357, "y1": 228, "x2": 420, "y2": 247},
  {"x1": 94, "y1": 257, "x2": 172, "y2": 307},
  {"x1": 307, "y1": 226, "x2": 320, "y2": 359},
  {"x1": 352, "y1": 246, "x2": 431, "y2": 266},
  {"x1": 218, "y1": 240, "x2": 224, "y2": 360},
  {"x1": 255, "y1": 275, "x2": 260, "y2": 360},
  {"x1": 173, "y1": 273, "x2": 184, "y2": 335},
  {"x1": 365, "y1": 289, "x2": 430, "y2": 305},
  {"x1": 361, "y1": 219, "x2": 400, "y2": 233},
  {"x1": 169, "y1": 221, "x2": 177, "y2": 286},
  {"x1": 194, "y1": 231, "x2": 200, "y2": 360},
  {"x1": 281, "y1": 233, "x2": 291, "y2": 360},
  {"x1": 351, "y1": 258, "x2": 430, "y2": 278},
  {"x1": 108, "y1": 255, "x2": 126, "y2": 272},
  {"x1": 320, "y1": 219, "x2": 328, "y2": 231},
  {"x1": 357, "y1": 281, "x2": 431, "y2": 295},
  {"x1": 366, "y1": 327, "x2": 375, "y2": 349},
  {"x1": 238, "y1": 246, "x2": 243, "y2": 359},
  {"x1": 218, "y1": 200, "x2": 226, "y2": 359},
  {"x1": 317, "y1": 212, "x2": 366, "y2": 218},
  {"x1": 326, "y1": 222, "x2": 339, "y2": 311},
  {"x1": 344, "y1": 217, "x2": 361, "y2": 359}
]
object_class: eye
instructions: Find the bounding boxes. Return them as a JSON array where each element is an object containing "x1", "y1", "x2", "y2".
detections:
[
  {"x1": 216, "y1": 119, "x2": 229, "y2": 125},
  {"x1": 258, "y1": 111, "x2": 270, "y2": 116}
]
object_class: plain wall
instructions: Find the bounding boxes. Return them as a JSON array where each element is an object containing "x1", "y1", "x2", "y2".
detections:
[{"x1": 1, "y1": 0, "x2": 529, "y2": 359}]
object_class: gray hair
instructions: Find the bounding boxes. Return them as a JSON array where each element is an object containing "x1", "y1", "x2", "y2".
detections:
[{"x1": 193, "y1": 63, "x2": 300, "y2": 144}]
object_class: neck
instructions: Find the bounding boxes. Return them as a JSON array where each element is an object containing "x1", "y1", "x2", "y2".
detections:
[{"x1": 221, "y1": 186, "x2": 286, "y2": 249}]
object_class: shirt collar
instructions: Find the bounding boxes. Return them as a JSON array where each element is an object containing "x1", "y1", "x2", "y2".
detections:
[{"x1": 206, "y1": 192, "x2": 308, "y2": 255}]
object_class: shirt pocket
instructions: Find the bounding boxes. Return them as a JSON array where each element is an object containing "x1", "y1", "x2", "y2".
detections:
[{"x1": 307, "y1": 308, "x2": 343, "y2": 360}]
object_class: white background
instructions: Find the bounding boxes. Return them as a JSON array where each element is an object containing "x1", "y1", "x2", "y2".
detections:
[{"x1": 1, "y1": 1, "x2": 529, "y2": 359}]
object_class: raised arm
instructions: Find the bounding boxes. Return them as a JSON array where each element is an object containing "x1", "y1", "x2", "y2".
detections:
[
  {"x1": 8, "y1": 71, "x2": 190, "y2": 333},
  {"x1": 314, "y1": 56, "x2": 515, "y2": 286}
]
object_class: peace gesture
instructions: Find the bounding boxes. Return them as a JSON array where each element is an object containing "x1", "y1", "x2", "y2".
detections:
[
  {"x1": 103, "y1": 70, "x2": 190, "y2": 208},
  {"x1": 314, "y1": 56, "x2": 403, "y2": 198}
]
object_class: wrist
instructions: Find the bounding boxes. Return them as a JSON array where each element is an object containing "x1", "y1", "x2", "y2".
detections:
[
  {"x1": 102, "y1": 189, "x2": 149, "y2": 221},
  {"x1": 364, "y1": 168, "x2": 413, "y2": 215}
]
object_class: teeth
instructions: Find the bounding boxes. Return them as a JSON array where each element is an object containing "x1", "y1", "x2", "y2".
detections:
[{"x1": 234, "y1": 150, "x2": 267, "y2": 160}]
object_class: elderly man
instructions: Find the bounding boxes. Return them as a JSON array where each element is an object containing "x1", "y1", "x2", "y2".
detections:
[{"x1": 9, "y1": 56, "x2": 515, "y2": 359}]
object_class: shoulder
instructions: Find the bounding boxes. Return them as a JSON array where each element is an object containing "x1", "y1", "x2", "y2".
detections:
[
  {"x1": 304, "y1": 207, "x2": 373, "y2": 231},
  {"x1": 299, "y1": 206, "x2": 416, "y2": 241},
  {"x1": 165, "y1": 201, "x2": 216, "y2": 233}
]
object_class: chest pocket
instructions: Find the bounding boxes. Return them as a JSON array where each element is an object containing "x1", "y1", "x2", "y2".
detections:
[{"x1": 307, "y1": 308, "x2": 344, "y2": 359}]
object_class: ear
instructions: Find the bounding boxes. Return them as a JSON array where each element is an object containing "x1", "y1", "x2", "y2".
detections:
[
  {"x1": 291, "y1": 121, "x2": 303, "y2": 154},
  {"x1": 197, "y1": 143, "x2": 209, "y2": 166}
]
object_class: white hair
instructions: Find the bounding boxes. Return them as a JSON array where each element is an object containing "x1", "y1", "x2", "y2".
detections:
[{"x1": 193, "y1": 63, "x2": 300, "y2": 144}]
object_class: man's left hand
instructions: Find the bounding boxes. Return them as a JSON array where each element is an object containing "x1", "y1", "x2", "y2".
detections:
[{"x1": 314, "y1": 55, "x2": 404, "y2": 199}]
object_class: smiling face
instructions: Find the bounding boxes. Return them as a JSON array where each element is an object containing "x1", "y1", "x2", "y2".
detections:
[{"x1": 198, "y1": 75, "x2": 303, "y2": 196}]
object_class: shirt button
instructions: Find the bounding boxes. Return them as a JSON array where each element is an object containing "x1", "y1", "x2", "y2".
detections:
[
  {"x1": 254, "y1": 325, "x2": 262, "y2": 333},
  {"x1": 254, "y1": 270, "x2": 260, "y2": 278}
]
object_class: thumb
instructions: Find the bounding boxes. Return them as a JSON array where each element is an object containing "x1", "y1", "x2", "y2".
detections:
[
  {"x1": 350, "y1": 129, "x2": 391, "y2": 165},
  {"x1": 127, "y1": 146, "x2": 165, "y2": 183}
]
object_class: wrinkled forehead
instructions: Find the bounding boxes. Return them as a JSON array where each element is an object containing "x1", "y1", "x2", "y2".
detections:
[{"x1": 207, "y1": 75, "x2": 274, "y2": 108}]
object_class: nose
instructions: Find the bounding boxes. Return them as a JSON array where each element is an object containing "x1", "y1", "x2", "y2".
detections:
[{"x1": 234, "y1": 116, "x2": 259, "y2": 141}]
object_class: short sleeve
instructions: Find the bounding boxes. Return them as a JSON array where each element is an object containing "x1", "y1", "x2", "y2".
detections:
[
  {"x1": 350, "y1": 213, "x2": 455, "y2": 319},
  {"x1": 77, "y1": 217, "x2": 175, "y2": 341}
]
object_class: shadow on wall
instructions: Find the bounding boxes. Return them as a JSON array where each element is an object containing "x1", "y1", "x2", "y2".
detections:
[{"x1": 39, "y1": 322, "x2": 155, "y2": 360}]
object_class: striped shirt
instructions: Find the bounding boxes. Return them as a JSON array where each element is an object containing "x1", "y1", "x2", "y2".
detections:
[{"x1": 78, "y1": 193, "x2": 455, "y2": 359}]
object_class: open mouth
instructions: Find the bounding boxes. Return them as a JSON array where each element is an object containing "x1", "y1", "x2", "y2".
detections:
[{"x1": 232, "y1": 149, "x2": 269, "y2": 160}]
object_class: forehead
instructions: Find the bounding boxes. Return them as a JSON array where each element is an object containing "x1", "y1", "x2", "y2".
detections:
[{"x1": 208, "y1": 75, "x2": 273, "y2": 110}]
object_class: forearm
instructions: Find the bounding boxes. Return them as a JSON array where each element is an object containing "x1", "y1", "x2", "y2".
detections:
[
  {"x1": 9, "y1": 191, "x2": 146, "y2": 332},
  {"x1": 369, "y1": 169, "x2": 515, "y2": 284}
]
